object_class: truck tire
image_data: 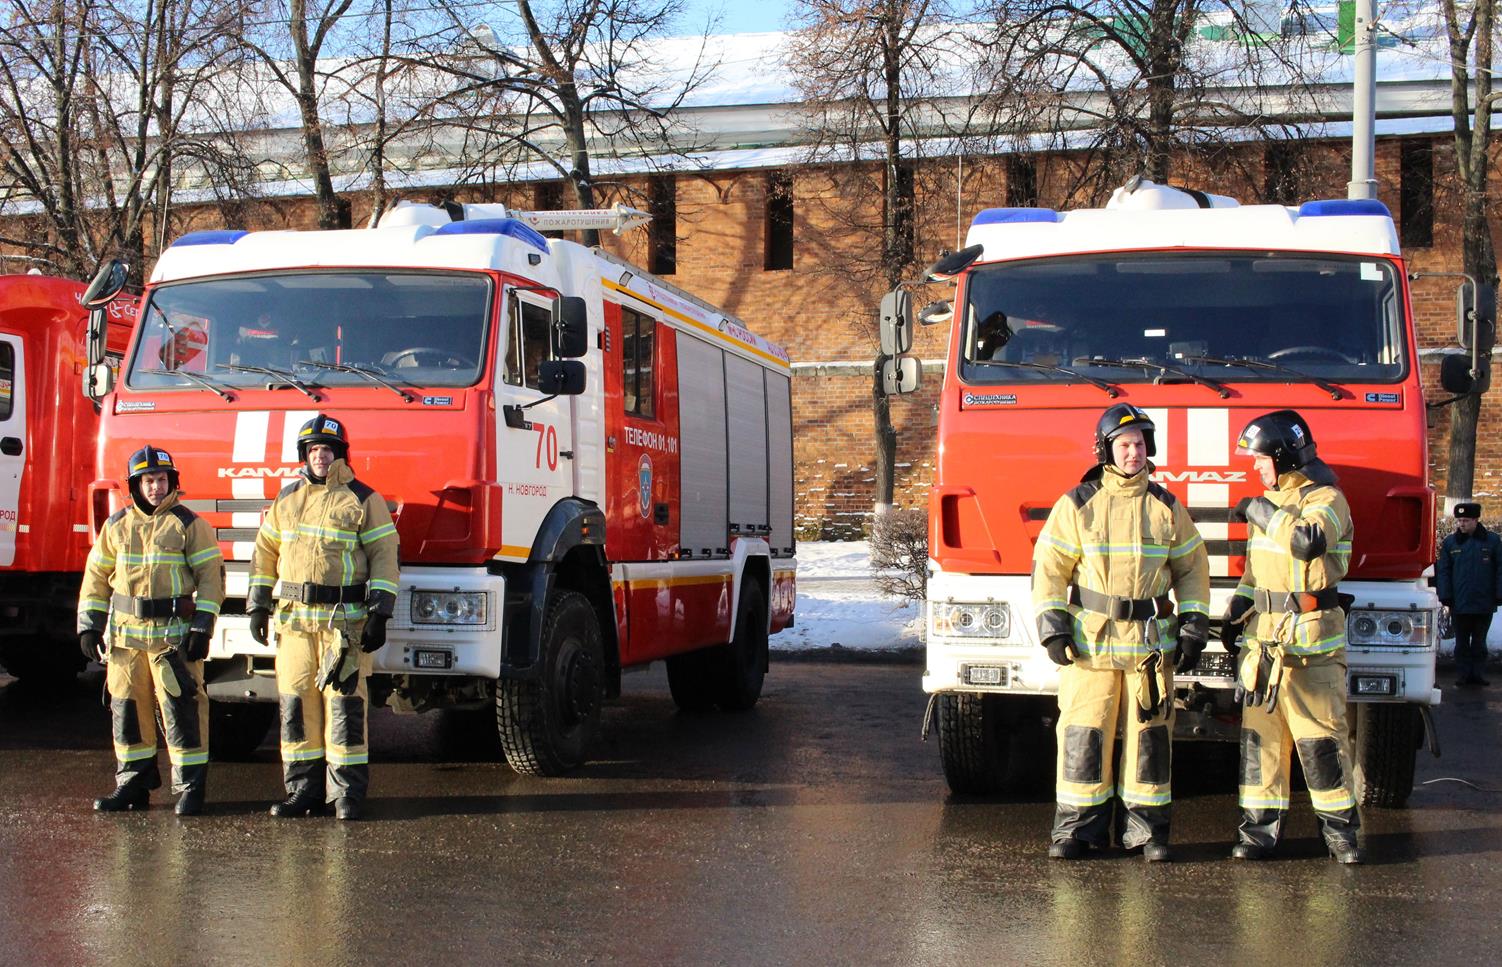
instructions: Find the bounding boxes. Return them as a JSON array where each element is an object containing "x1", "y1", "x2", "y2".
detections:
[
  {"x1": 713, "y1": 582, "x2": 767, "y2": 712},
  {"x1": 937, "y1": 693, "x2": 1052, "y2": 796},
  {"x1": 209, "y1": 702, "x2": 276, "y2": 760},
  {"x1": 1350, "y1": 701, "x2": 1422, "y2": 808},
  {"x1": 497, "y1": 590, "x2": 604, "y2": 776},
  {"x1": 666, "y1": 650, "x2": 718, "y2": 713}
]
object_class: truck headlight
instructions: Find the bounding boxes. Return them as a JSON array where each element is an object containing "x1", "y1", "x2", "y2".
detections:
[
  {"x1": 932, "y1": 602, "x2": 1011, "y2": 639},
  {"x1": 411, "y1": 590, "x2": 487, "y2": 625},
  {"x1": 1346, "y1": 609, "x2": 1429, "y2": 647}
]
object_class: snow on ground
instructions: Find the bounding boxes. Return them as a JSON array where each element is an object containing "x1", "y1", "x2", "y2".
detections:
[{"x1": 776, "y1": 541, "x2": 924, "y2": 652}]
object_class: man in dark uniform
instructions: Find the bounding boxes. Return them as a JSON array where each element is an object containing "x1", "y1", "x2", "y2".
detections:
[{"x1": 1436, "y1": 502, "x2": 1501, "y2": 687}]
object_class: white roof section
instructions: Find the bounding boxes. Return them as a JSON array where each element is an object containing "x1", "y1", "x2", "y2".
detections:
[{"x1": 965, "y1": 181, "x2": 1401, "y2": 260}]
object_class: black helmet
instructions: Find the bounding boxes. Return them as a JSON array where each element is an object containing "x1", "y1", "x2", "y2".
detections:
[
  {"x1": 1236, "y1": 409, "x2": 1316, "y2": 474},
  {"x1": 296, "y1": 413, "x2": 350, "y2": 462},
  {"x1": 127, "y1": 444, "x2": 180, "y2": 492},
  {"x1": 1093, "y1": 403, "x2": 1157, "y2": 464}
]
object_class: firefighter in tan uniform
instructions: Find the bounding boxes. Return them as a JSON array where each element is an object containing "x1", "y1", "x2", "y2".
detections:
[
  {"x1": 78, "y1": 445, "x2": 224, "y2": 815},
  {"x1": 1222, "y1": 410, "x2": 1362, "y2": 864},
  {"x1": 1033, "y1": 404, "x2": 1210, "y2": 862},
  {"x1": 248, "y1": 415, "x2": 399, "y2": 821}
]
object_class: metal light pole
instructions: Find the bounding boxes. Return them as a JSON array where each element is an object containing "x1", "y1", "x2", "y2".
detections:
[{"x1": 1348, "y1": 0, "x2": 1378, "y2": 200}]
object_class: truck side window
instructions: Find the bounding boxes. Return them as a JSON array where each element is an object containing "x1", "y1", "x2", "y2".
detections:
[
  {"x1": 0, "y1": 342, "x2": 13, "y2": 420},
  {"x1": 621, "y1": 307, "x2": 655, "y2": 418},
  {"x1": 505, "y1": 297, "x2": 552, "y2": 390}
]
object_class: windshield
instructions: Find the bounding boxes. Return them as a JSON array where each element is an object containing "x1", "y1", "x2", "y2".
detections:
[
  {"x1": 961, "y1": 252, "x2": 1405, "y2": 385},
  {"x1": 125, "y1": 271, "x2": 492, "y2": 391}
]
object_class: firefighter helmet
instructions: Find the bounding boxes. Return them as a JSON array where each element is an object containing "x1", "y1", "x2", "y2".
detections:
[
  {"x1": 1093, "y1": 403, "x2": 1157, "y2": 465},
  {"x1": 126, "y1": 444, "x2": 180, "y2": 492},
  {"x1": 296, "y1": 413, "x2": 350, "y2": 462},
  {"x1": 1236, "y1": 409, "x2": 1316, "y2": 475}
]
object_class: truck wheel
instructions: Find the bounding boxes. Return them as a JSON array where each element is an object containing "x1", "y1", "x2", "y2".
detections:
[
  {"x1": 1351, "y1": 702, "x2": 1422, "y2": 808},
  {"x1": 666, "y1": 650, "x2": 718, "y2": 713},
  {"x1": 0, "y1": 641, "x2": 86, "y2": 688},
  {"x1": 497, "y1": 590, "x2": 604, "y2": 776},
  {"x1": 713, "y1": 582, "x2": 767, "y2": 711},
  {"x1": 209, "y1": 702, "x2": 276, "y2": 760},
  {"x1": 937, "y1": 694, "x2": 1052, "y2": 796}
]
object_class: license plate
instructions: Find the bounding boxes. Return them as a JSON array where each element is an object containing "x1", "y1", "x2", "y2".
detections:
[{"x1": 966, "y1": 664, "x2": 1007, "y2": 686}]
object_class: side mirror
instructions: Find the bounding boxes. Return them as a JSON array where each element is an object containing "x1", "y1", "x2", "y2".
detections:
[
  {"x1": 82, "y1": 259, "x2": 128, "y2": 309},
  {"x1": 879, "y1": 289, "x2": 913, "y2": 356},
  {"x1": 1457, "y1": 279, "x2": 1475, "y2": 349},
  {"x1": 539, "y1": 359, "x2": 586, "y2": 395},
  {"x1": 880, "y1": 355, "x2": 921, "y2": 396},
  {"x1": 1440, "y1": 353, "x2": 1479, "y2": 395},
  {"x1": 86, "y1": 361, "x2": 116, "y2": 399},
  {"x1": 552, "y1": 296, "x2": 588, "y2": 358},
  {"x1": 918, "y1": 300, "x2": 953, "y2": 326}
]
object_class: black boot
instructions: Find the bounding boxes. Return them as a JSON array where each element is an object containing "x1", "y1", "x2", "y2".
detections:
[
  {"x1": 1328, "y1": 841, "x2": 1365, "y2": 864},
  {"x1": 94, "y1": 785, "x2": 149, "y2": 812},
  {"x1": 1230, "y1": 842, "x2": 1273, "y2": 861},
  {"x1": 1047, "y1": 838, "x2": 1085, "y2": 860},
  {"x1": 1141, "y1": 843, "x2": 1171, "y2": 863},
  {"x1": 175, "y1": 787, "x2": 206, "y2": 816},
  {"x1": 269, "y1": 786, "x2": 327, "y2": 818},
  {"x1": 334, "y1": 797, "x2": 362, "y2": 822}
]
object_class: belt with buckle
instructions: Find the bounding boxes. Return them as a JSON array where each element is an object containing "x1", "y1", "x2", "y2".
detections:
[
  {"x1": 1070, "y1": 586, "x2": 1174, "y2": 621},
  {"x1": 111, "y1": 593, "x2": 194, "y2": 619},
  {"x1": 274, "y1": 581, "x2": 368, "y2": 605},
  {"x1": 1252, "y1": 587, "x2": 1340, "y2": 614}
]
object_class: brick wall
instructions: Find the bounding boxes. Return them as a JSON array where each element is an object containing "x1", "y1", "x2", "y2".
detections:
[{"x1": 12, "y1": 133, "x2": 1499, "y2": 530}]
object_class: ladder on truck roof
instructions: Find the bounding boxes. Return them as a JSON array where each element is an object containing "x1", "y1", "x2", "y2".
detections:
[
  {"x1": 451, "y1": 202, "x2": 652, "y2": 236},
  {"x1": 588, "y1": 245, "x2": 756, "y2": 338}
]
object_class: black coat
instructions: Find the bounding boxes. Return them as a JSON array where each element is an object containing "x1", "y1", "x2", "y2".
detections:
[{"x1": 1437, "y1": 525, "x2": 1502, "y2": 615}]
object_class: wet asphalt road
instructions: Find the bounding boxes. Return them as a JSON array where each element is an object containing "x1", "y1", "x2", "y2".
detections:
[{"x1": 1, "y1": 660, "x2": 1499, "y2": 967}]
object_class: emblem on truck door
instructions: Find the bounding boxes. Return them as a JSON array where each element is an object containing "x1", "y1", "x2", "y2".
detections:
[{"x1": 638, "y1": 453, "x2": 653, "y2": 518}]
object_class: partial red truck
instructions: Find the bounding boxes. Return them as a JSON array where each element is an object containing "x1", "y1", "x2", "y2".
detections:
[{"x1": 0, "y1": 274, "x2": 135, "y2": 682}]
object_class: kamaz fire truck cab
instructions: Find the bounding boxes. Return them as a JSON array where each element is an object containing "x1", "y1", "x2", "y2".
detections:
[
  {"x1": 882, "y1": 180, "x2": 1446, "y2": 807},
  {"x1": 84, "y1": 202, "x2": 797, "y2": 772}
]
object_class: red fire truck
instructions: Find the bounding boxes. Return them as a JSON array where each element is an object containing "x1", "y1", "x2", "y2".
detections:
[
  {"x1": 82, "y1": 202, "x2": 797, "y2": 770},
  {"x1": 0, "y1": 274, "x2": 134, "y2": 682},
  {"x1": 882, "y1": 180, "x2": 1445, "y2": 807}
]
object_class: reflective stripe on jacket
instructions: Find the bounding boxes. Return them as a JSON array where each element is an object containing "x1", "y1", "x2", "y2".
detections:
[
  {"x1": 1032, "y1": 465, "x2": 1211, "y2": 669},
  {"x1": 1233, "y1": 467, "x2": 1353, "y2": 656},
  {"x1": 247, "y1": 458, "x2": 399, "y2": 632},
  {"x1": 77, "y1": 492, "x2": 225, "y2": 647}
]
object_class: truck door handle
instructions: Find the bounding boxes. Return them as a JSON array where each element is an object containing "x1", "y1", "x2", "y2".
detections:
[{"x1": 0, "y1": 437, "x2": 21, "y2": 456}]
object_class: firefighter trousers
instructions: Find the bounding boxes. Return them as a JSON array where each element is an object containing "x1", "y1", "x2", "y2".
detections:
[
  {"x1": 1237, "y1": 654, "x2": 1360, "y2": 850},
  {"x1": 105, "y1": 643, "x2": 208, "y2": 795},
  {"x1": 1053, "y1": 661, "x2": 1175, "y2": 849},
  {"x1": 275, "y1": 628, "x2": 372, "y2": 803}
]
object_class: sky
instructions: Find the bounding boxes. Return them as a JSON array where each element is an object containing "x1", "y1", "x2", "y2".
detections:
[{"x1": 675, "y1": 0, "x2": 797, "y2": 36}]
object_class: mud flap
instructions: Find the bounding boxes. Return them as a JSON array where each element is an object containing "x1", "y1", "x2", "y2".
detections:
[{"x1": 1063, "y1": 725, "x2": 1103, "y2": 784}]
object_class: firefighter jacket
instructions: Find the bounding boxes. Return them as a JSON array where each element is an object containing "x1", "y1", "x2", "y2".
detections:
[
  {"x1": 1033, "y1": 464, "x2": 1210, "y2": 670},
  {"x1": 77, "y1": 492, "x2": 225, "y2": 648},
  {"x1": 1436, "y1": 524, "x2": 1502, "y2": 615},
  {"x1": 1231, "y1": 463, "x2": 1353, "y2": 656},
  {"x1": 247, "y1": 458, "x2": 399, "y2": 632}
]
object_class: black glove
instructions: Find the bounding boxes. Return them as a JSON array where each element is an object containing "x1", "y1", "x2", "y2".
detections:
[
  {"x1": 80, "y1": 631, "x2": 103, "y2": 662},
  {"x1": 248, "y1": 609, "x2": 269, "y2": 645},
  {"x1": 1175, "y1": 614, "x2": 1208, "y2": 673},
  {"x1": 360, "y1": 614, "x2": 388, "y2": 653},
  {"x1": 1231, "y1": 495, "x2": 1279, "y2": 531},
  {"x1": 181, "y1": 630, "x2": 211, "y2": 662},
  {"x1": 1043, "y1": 635, "x2": 1077, "y2": 667},
  {"x1": 1220, "y1": 595, "x2": 1254, "y2": 658}
]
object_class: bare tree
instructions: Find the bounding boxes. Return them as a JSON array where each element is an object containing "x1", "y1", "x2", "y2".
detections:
[
  {"x1": 1439, "y1": 0, "x2": 1498, "y2": 499},
  {"x1": 426, "y1": 0, "x2": 716, "y2": 245},
  {"x1": 0, "y1": 0, "x2": 251, "y2": 277}
]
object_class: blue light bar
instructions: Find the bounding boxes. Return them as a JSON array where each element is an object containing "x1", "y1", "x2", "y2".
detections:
[
  {"x1": 971, "y1": 208, "x2": 1061, "y2": 226},
  {"x1": 1297, "y1": 199, "x2": 1392, "y2": 218},
  {"x1": 433, "y1": 218, "x2": 550, "y2": 253},
  {"x1": 170, "y1": 230, "x2": 248, "y2": 247}
]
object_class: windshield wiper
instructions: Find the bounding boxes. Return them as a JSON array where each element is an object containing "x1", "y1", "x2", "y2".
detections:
[
  {"x1": 1176, "y1": 354, "x2": 1344, "y2": 401},
  {"x1": 141, "y1": 368, "x2": 235, "y2": 401},
  {"x1": 295, "y1": 359, "x2": 415, "y2": 403},
  {"x1": 968, "y1": 358, "x2": 1120, "y2": 397},
  {"x1": 1075, "y1": 356, "x2": 1230, "y2": 399},
  {"x1": 219, "y1": 363, "x2": 322, "y2": 401}
]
